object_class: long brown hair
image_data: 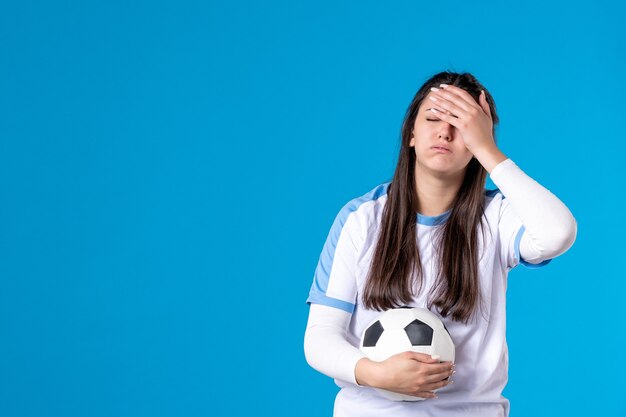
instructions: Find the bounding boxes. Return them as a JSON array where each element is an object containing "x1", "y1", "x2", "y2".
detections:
[{"x1": 362, "y1": 71, "x2": 500, "y2": 324}]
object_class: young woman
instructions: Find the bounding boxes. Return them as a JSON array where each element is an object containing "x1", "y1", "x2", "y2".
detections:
[{"x1": 303, "y1": 71, "x2": 577, "y2": 417}]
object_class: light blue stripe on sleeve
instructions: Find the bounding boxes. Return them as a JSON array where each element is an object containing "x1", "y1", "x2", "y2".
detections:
[
  {"x1": 306, "y1": 182, "x2": 390, "y2": 313},
  {"x1": 306, "y1": 292, "x2": 356, "y2": 314},
  {"x1": 514, "y1": 225, "x2": 552, "y2": 269}
]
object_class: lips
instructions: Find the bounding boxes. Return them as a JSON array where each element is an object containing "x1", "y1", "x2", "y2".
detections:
[{"x1": 431, "y1": 145, "x2": 451, "y2": 153}]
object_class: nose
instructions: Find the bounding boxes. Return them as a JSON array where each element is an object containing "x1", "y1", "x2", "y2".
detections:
[{"x1": 438, "y1": 124, "x2": 453, "y2": 141}]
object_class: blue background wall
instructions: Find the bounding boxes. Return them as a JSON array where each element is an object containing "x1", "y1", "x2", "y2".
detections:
[{"x1": 1, "y1": 1, "x2": 624, "y2": 416}]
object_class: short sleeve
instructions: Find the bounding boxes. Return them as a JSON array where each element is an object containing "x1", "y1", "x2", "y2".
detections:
[
  {"x1": 497, "y1": 191, "x2": 552, "y2": 270},
  {"x1": 306, "y1": 205, "x2": 361, "y2": 314}
]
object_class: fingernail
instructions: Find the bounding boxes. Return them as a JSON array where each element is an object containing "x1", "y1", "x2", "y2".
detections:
[
  {"x1": 440, "y1": 83, "x2": 448, "y2": 88},
  {"x1": 430, "y1": 87, "x2": 440, "y2": 92}
]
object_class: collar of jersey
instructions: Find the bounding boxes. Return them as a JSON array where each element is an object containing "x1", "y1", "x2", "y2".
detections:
[{"x1": 416, "y1": 209, "x2": 451, "y2": 226}]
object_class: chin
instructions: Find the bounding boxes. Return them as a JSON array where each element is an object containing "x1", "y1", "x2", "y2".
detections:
[{"x1": 425, "y1": 161, "x2": 466, "y2": 176}]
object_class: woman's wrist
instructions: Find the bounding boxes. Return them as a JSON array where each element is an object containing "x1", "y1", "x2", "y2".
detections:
[
  {"x1": 355, "y1": 357, "x2": 381, "y2": 387},
  {"x1": 472, "y1": 144, "x2": 508, "y2": 174}
]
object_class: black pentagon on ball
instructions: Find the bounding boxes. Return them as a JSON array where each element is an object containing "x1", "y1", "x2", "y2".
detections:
[
  {"x1": 362, "y1": 320, "x2": 384, "y2": 347},
  {"x1": 404, "y1": 319, "x2": 433, "y2": 346}
]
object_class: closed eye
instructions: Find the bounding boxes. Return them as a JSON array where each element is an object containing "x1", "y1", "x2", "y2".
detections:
[{"x1": 426, "y1": 118, "x2": 439, "y2": 121}]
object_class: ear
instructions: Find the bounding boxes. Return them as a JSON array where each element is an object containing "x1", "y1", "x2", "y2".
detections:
[{"x1": 409, "y1": 136, "x2": 415, "y2": 147}]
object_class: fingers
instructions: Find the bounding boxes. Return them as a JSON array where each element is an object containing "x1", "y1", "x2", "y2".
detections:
[
  {"x1": 424, "y1": 367, "x2": 455, "y2": 383},
  {"x1": 406, "y1": 352, "x2": 455, "y2": 398},
  {"x1": 424, "y1": 368, "x2": 454, "y2": 383},
  {"x1": 423, "y1": 361, "x2": 454, "y2": 375},
  {"x1": 410, "y1": 352, "x2": 454, "y2": 374},
  {"x1": 429, "y1": 108, "x2": 459, "y2": 129},
  {"x1": 430, "y1": 86, "x2": 473, "y2": 116},
  {"x1": 409, "y1": 378, "x2": 453, "y2": 399},
  {"x1": 479, "y1": 90, "x2": 492, "y2": 119},
  {"x1": 411, "y1": 352, "x2": 439, "y2": 362},
  {"x1": 419, "y1": 377, "x2": 454, "y2": 393},
  {"x1": 439, "y1": 84, "x2": 482, "y2": 110},
  {"x1": 428, "y1": 93, "x2": 461, "y2": 119}
]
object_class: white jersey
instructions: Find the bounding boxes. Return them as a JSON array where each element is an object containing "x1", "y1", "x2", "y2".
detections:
[{"x1": 305, "y1": 181, "x2": 551, "y2": 417}]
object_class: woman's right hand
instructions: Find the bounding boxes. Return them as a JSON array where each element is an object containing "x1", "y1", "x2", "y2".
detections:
[{"x1": 375, "y1": 351, "x2": 455, "y2": 399}]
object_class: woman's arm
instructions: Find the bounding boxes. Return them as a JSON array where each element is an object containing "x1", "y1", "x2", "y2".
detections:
[
  {"x1": 427, "y1": 84, "x2": 577, "y2": 263},
  {"x1": 303, "y1": 303, "x2": 371, "y2": 386},
  {"x1": 304, "y1": 304, "x2": 454, "y2": 397},
  {"x1": 487, "y1": 157, "x2": 578, "y2": 262}
]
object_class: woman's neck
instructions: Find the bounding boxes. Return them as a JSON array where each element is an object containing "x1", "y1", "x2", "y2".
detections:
[{"x1": 414, "y1": 169, "x2": 464, "y2": 216}]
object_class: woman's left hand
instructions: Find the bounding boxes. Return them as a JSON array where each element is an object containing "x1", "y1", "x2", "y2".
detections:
[{"x1": 428, "y1": 84, "x2": 496, "y2": 156}]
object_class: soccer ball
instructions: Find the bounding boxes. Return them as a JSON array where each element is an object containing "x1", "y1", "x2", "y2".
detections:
[{"x1": 359, "y1": 307, "x2": 455, "y2": 402}]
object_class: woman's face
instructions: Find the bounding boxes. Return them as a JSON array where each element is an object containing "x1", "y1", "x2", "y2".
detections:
[{"x1": 409, "y1": 91, "x2": 475, "y2": 178}]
